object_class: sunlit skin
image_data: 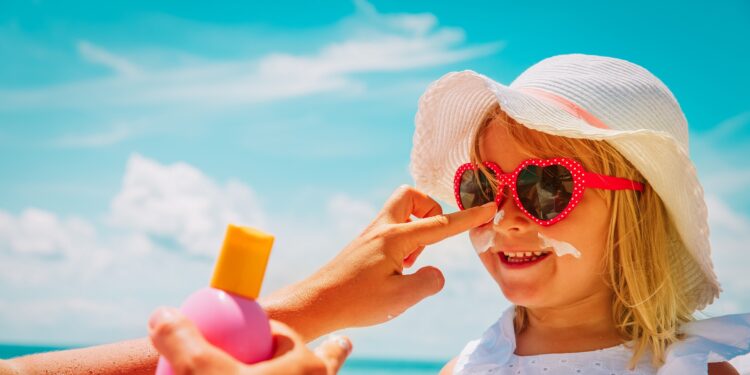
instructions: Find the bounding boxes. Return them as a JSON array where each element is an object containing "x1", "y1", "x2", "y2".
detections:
[
  {"x1": 442, "y1": 120, "x2": 738, "y2": 374},
  {"x1": 471, "y1": 121, "x2": 624, "y2": 355}
]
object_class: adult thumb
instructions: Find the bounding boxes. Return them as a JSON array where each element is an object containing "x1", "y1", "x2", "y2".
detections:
[
  {"x1": 397, "y1": 266, "x2": 445, "y2": 307},
  {"x1": 149, "y1": 307, "x2": 236, "y2": 374},
  {"x1": 314, "y1": 334, "x2": 353, "y2": 374}
]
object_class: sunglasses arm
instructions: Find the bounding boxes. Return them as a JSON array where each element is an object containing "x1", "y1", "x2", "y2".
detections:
[{"x1": 584, "y1": 172, "x2": 644, "y2": 191}]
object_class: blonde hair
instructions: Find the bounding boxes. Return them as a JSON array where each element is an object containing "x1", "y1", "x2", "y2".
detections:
[{"x1": 470, "y1": 104, "x2": 697, "y2": 369}]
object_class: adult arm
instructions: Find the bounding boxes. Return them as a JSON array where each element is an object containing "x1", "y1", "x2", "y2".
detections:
[{"x1": 0, "y1": 185, "x2": 496, "y2": 374}]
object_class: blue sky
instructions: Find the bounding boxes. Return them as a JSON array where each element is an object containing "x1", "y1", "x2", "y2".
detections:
[{"x1": 1, "y1": 0, "x2": 749, "y2": 361}]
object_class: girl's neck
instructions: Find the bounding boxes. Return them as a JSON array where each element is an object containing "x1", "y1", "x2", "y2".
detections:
[{"x1": 514, "y1": 290, "x2": 624, "y2": 355}]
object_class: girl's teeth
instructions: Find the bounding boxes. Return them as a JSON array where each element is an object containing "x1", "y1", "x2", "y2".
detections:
[
  {"x1": 508, "y1": 255, "x2": 540, "y2": 263},
  {"x1": 506, "y1": 252, "x2": 536, "y2": 257},
  {"x1": 503, "y1": 251, "x2": 549, "y2": 263}
]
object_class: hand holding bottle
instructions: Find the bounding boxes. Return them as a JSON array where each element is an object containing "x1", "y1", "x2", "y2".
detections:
[{"x1": 149, "y1": 307, "x2": 352, "y2": 375}]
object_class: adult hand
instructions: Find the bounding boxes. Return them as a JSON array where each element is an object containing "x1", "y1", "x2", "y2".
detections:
[
  {"x1": 261, "y1": 185, "x2": 497, "y2": 341},
  {"x1": 149, "y1": 307, "x2": 352, "y2": 375},
  {"x1": 0, "y1": 185, "x2": 495, "y2": 375}
]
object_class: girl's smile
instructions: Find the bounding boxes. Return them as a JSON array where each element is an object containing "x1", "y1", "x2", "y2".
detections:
[
  {"x1": 497, "y1": 250, "x2": 552, "y2": 268},
  {"x1": 469, "y1": 116, "x2": 612, "y2": 310}
]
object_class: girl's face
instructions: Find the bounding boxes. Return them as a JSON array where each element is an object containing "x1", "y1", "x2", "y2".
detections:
[{"x1": 471, "y1": 123, "x2": 613, "y2": 309}]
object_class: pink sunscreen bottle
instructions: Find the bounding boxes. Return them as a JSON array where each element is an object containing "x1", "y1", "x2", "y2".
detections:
[{"x1": 155, "y1": 224, "x2": 275, "y2": 374}]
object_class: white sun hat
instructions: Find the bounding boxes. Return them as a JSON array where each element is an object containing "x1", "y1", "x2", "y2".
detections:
[{"x1": 409, "y1": 54, "x2": 720, "y2": 310}]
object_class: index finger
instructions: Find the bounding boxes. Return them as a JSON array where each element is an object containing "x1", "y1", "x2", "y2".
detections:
[
  {"x1": 396, "y1": 202, "x2": 497, "y2": 248},
  {"x1": 380, "y1": 185, "x2": 443, "y2": 224}
]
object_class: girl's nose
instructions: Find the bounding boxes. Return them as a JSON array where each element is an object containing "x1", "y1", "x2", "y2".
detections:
[{"x1": 493, "y1": 188, "x2": 533, "y2": 234}]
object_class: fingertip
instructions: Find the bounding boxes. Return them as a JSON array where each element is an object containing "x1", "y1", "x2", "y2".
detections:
[
  {"x1": 315, "y1": 334, "x2": 353, "y2": 374},
  {"x1": 472, "y1": 202, "x2": 498, "y2": 224},
  {"x1": 425, "y1": 266, "x2": 445, "y2": 293},
  {"x1": 411, "y1": 265, "x2": 444, "y2": 296},
  {"x1": 331, "y1": 334, "x2": 352, "y2": 355},
  {"x1": 148, "y1": 308, "x2": 200, "y2": 370},
  {"x1": 149, "y1": 306, "x2": 179, "y2": 332}
]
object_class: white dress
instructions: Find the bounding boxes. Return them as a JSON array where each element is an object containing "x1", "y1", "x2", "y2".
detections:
[{"x1": 454, "y1": 306, "x2": 750, "y2": 375}]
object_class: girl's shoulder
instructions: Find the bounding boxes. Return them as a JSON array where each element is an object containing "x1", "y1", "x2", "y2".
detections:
[
  {"x1": 453, "y1": 306, "x2": 750, "y2": 375},
  {"x1": 659, "y1": 312, "x2": 750, "y2": 374}
]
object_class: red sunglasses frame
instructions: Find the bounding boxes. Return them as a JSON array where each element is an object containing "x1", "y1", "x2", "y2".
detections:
[{"x1": 453, "y1": 157, "x2": 645, "y2": 226}]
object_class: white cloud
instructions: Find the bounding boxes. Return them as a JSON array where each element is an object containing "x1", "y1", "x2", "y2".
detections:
[
  {"x1": 0, "y1": 153, "x2": 506, "y2": 355},
  {"x1": 703, "y1": 194, "x2": 750, "y2": 315},
  {"x1": 0, "y1": 155, "x2": 391, "y2": 345},
  {"x1": 0, "y1": 1, "x2": 502, "y2": 111},
  {"x1": 0, "y1": 1, "x2": 549, "y2": 355},
  {"x1": 706, "y1": 194, "x2": 750, "y2": 233},
  {"x1": 53, "y1": 123, "x2": 137, "y2": 148},
  {"x1": 257, "y1": 8, "x2": 501, "y2": 80},
  {"x1": 700, "y1": 111, "x2": 750, "y2": 143},
  {"x1": 326, "y1": 193, "x2": 378, "y2": 235},
  {"x1": 77, "y1": 40, "x2": 142, "y2": 77},
  {"x1": 704, "y1": 195, "x2": 750, "y2": 375},
  {"x1": 694, "y1": 112, "x2": 750, "y2": 196},
  {"x1": 9, "y1": 152, "x2": 750, "y2": 360},
  {"x1": 689, "y1": 113, "x2": 750, "y2": 316},
  {"x1": 0, "y1": 208, "x2": 96, "y2": 257},
  {"x1": 109, "y1": 154, "x2": 266, "y2": 256},
  {"x1": 0, "y1": 208, "x2": 117, "y2": 288}
]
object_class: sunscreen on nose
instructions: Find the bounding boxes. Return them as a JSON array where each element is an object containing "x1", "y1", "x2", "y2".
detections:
[{"x1": 493, "y1": 209, "x2": 505, "y2": 225}]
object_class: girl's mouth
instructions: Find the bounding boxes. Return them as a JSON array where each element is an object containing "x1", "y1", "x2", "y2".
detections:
[{"x1": 499, "y1": 251, "x2": 551, "y2": 268}]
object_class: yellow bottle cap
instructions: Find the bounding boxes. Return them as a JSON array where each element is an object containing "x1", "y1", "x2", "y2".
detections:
[{"x1": 210, "y1": 224, "x2": 274, "y2": 300}]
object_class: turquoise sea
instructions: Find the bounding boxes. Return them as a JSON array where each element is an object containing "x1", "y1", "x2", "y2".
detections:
[{"x1": 0, "y1": 344, "x2": 444, "y2": 374}]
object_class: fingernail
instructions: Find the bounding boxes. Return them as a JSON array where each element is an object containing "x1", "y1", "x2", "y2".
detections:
[
  {"x1": 149, "y1": 307, "x2": 177, "y2": 330},
  {"x1": 328, "y1": 334, "x2": 352, "y2": 353}
]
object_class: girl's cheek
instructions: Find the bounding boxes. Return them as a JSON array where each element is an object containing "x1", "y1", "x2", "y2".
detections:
[
  {"x1": 469, "y1": 225, "x2": 495, "y2": 254},
  {"x1": 470, "y1": 224, "x2": 584, "y2": 260},
  {"x1": 468, "y1": 209, "x2": 505, "y2": 254}
]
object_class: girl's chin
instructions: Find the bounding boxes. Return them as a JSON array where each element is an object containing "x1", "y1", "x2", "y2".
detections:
[{"x1": 497, "y1": 281, "x2": 549, "y2": 305}]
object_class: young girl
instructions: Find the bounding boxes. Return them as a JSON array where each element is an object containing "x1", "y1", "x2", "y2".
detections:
[{"x1": 409, "y1": 54, "x2": 750, "y2": 374}]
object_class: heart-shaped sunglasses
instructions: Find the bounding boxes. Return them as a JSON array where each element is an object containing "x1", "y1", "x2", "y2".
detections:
[{"x1": 454, "y1": 158, "x2": 645, "y2": 226}]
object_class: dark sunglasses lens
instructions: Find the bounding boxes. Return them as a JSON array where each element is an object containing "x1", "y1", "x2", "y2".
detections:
[
  {"x1": 516, "y1": 165, "x2": 574, "y2": 221},
  {"x1": 459, "y1": 168, "x2": 497, "y2": 209}
]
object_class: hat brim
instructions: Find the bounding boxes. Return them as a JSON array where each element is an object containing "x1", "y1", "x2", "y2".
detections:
[{"x1": 410, "y1": 70, "x2": 720, "y2": 310}]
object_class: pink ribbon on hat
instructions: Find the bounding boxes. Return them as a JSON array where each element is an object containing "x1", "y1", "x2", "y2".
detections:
[{"x1": 516, "y1": 87, "x2": 610, "y2": 129}]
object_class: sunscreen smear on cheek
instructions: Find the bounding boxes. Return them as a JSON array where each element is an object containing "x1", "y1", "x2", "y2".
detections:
[
  {"x1": 468, "y1": 210, "x2": 583, "y2": 259},
  {"x1": 469, "y1": 226, "x2": 495, "y2": 254},
  {"x1": 537, "y1": 232, "x2": 582, "y2": 258}
]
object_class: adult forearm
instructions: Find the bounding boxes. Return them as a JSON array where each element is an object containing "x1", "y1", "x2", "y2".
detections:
[
  {"x1": 0, "y1": 283, "x2": 330, "y2": 375},
  {"x1": 0, "y1": 186, "x2": 490, "y2": 373},
  {"x1": 260, "y1": 274, "x2": 340, "y2": 343},
  {"x1": 5, "y1": 338, "x2": 158, "y2": 375}
]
